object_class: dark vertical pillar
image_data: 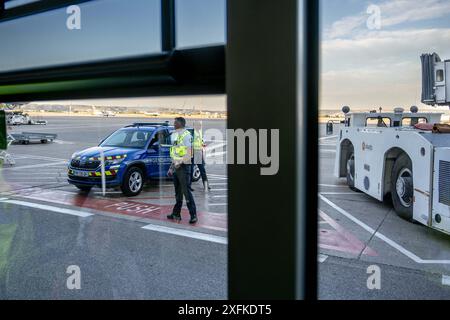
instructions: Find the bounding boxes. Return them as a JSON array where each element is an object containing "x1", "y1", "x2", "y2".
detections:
[
  {"x1": 227, "y1": 0, "x2": 319, "y2": 299},
  {"x1": 161, "y1": 0, "x2": 175, "y2": 52}
]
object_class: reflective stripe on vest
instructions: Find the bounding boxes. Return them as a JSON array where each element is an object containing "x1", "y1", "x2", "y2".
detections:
[
  {"x1": 193, "y1": 130, "x2": 203, "y2": 150},
  {"x1": 170, "y1": 130, "x2": 191, "y2": 160}
]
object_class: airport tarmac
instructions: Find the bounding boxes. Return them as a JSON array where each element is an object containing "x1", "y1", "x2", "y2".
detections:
[{"x1": 0, "y1": 117, "x2": 450, "y2": 299}]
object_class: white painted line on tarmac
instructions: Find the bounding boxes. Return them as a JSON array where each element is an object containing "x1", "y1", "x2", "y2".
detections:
[
  {"x1": 320, "y1": 142, "x2": 337, "y2": 145},
  {"x1": 318, "y1": 254, "x2": 328, "y2": 263},
  {"x1": 0, "y1": 161, "x2": 67, "y2": 171},
  {"x1": 319, "y1": 135, "x2": 338, "y2": 141},
  {"x1": 211, "y1": 189, "x2": 227, "y2": 191},
  {"x1": 93, "y1": 191, "x2": 123, "y2": 194},
  {"x1": 0, "y1": 199, "x2": 93, "y2": 218},
  {"x1": 209, "y1": 183, "x2": 227, "y2": 186},
  {"x1": 319, "y1": 194, "x2": 450, "y2": 264},
  {"x1": 141, "y1": 223, "x2": 227, "y2": 245},
  {"x1": 208, "y1": 175, "x2": 228, "y2": 180},
  {"x1": 5, "y1": 171, "x2": 65, "y2": 175},
  {"x1": 320, "y1": 149, "x2": 336, "y2": 153},
  {"x1": 0, "y1": 198, "x2": 9, "y2": 201},
  {"x1": 205, "y1": 142, "x2": 227, "y2": 152},
  {"x1": 54, "y1": 139, "x2": 75, "y2": 145},
  {"x1": 212, "y1": 195, "x2": 227, "y2": 198},
  {"x1": 208, "y1": 174, "x2": 227, "y2": 178},
  {"x1": 206, "y1": 151, "x2": 227, "y2": 158},
  {"x1": 3, "y1": 178, "x2": 59, "y2": 181},
  {"x1": 11, "y1": 154, "x2": 68, "y2": 162},
  {"x1": 320, "y1": 192, "x2": 362, "y2": 195},
  {"x1": 319, "y1": 184, "x2": 348, "y2": 188},
  {"x1": 442, "y1": 275, "x2": 450, "y2": 286},
  {"x1": 208, "y1": 203, "x2": 227, "y2": 206}
]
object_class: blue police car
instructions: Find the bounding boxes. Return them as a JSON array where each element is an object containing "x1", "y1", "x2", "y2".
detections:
[{"x1": 68, "y1": 122, "x2": 200, "y2": 196}]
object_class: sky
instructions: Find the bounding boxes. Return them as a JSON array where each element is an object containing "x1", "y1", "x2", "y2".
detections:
[{"x1": 320, "y1": 0, "x2": 450, "y2": 111}]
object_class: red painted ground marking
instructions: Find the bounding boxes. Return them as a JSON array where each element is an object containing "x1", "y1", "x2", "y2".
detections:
[
  {"x1": 319, "y1": 210, "x2": 377, "y2": 256},
  {"x1": 15, "y1": 188, "x2": 227, "y2": 232}
]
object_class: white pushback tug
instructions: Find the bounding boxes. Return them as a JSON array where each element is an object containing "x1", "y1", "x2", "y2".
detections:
[{"x1": 329, "y1": 53, "x2": 450, "y2": 235}]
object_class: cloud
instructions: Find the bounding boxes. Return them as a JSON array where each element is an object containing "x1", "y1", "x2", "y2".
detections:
[
  {"x1": 325, "y1": 0, "x2": 450, "y2": 39},
  {"x1": 320, "y1": 28, "x2": 450, "y2": 110},
  {"x1": 323, "y1": 28, "x2": 450, "y2": 70}
]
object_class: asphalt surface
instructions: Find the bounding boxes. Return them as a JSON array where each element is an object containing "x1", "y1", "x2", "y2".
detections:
[
  {"x1": 318, "y1": 124, "x2": 450, "y2": 299},
  {"x1": 0, "y1": 117, "x2": 227, "y2": 299},
  {"x1": 0, "y1": 116, "x2": 450, "y2": 299}
]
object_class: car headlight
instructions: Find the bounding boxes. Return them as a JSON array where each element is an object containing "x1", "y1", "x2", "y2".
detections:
[{"x1": 105, "y1": 156, "x2": 127, "y2": 166}]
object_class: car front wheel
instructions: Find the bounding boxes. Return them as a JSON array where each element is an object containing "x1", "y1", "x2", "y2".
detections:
[{"x1": 121, "y1": 167, "x2": 144, "y2": 196}]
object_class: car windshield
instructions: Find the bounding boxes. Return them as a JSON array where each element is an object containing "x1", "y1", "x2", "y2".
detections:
[{"x1": 100, "y1": 129, "x2": 151, "y2": 148}]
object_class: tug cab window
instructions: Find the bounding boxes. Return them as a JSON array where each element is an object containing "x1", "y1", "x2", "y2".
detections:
[
  {"x1": 402, "y1": 117, "x2": 428, "y2": 127},
  {"x1": 365, "y1": 117, "x2": 391, "y2": 128}
]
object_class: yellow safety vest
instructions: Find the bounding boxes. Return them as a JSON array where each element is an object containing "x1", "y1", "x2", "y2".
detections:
[
  {"x1": 170, "y1": 130, "x2": 191, "y2": 161},
  {"x1": 193, "y1": 130, "x2": 203, "y2": 151}
]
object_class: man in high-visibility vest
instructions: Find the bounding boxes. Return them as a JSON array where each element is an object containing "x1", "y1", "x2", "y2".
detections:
[
  {"x1": 190, "y1": 121, "x2": 210, "y2": 191},
  {"x1": 167, "y1": 117, "x2": 197, "y2": 224}
]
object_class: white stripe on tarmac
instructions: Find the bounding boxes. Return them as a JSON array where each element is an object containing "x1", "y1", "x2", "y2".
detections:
[
  {"x1": 320, "y1": 149, "x2": 336, "y2": 153},
  {"x1": 208, "y1": 203, "x2": 227, "y2": 206},
  {"x1": 3, "y1": 178, "x2": 59, "y2": 181},
  {"x1": 0, "y1": 199, "x2": 93, "y2": 217},
  {"x1": 319, "y1": 184, "x2": 348, "y2": 188},
  {"x1": 54, "y1": 140, "x2": 75, "y2": 145},
  {"x1": 205, "y1": 142, "x2": 227, "y2": 152},
  {"x1": 212, "y1": 195, "x2": 227, "y2": 198},
  {"x1": 11, "y1": 154, "x2": 67, "y2": 162},
  {"x1": 320, "y1": 192, "x2": 362, "y2": 195},
  {"x1": 0, "y1": 161, "x2": 67, "y2": 171},
  {"x1": 209, "y1": 183, "x2": 227, "y2": 186},
  {"x1": 206, "y1": 151, "x2": 227, "y2": 158},
  {"x1": 319, "y1": 135, "x2": 338, "y2": 141},
  {"x1": 318, "y1": 254, "x2": 328, "y2": 263},
  {"x1": 211, "y1": 189, "x2": 227, "y2": 191},
  {"x1": 141, "y1": 224, "x2": 227, "y2": 244},
  {"x1": 208, "y1": 174, "x2": 227, "y2": 179},
  {"x1": 319, "y1": 194, "x2": 450, "y2": 264}
]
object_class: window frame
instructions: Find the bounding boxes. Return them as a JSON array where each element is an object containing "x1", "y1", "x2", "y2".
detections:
[{"x1": 0, "y1": 0, "x2": 319, "y2": 300}]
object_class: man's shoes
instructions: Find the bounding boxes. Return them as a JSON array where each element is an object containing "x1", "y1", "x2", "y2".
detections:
[
  {"x1": 189, "y1": 216, "x2": 198, "y2": 224},
  {"x1": 189, "y1": 186, "x2": 194, "y2": 192},
  {"x1": 167, "y1": 213, "x2": 181, "y2": 221}
]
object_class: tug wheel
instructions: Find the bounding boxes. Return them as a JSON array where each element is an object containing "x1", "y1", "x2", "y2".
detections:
[{"x1": 391, "y1": 154, "x2": 414, "y2": 221}]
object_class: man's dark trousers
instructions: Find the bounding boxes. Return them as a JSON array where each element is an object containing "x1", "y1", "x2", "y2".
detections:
[{"x1": 172, "y1": 164, "x2": 197, "y2": 217}]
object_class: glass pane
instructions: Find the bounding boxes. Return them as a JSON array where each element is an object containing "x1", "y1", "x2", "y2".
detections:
[
  {"x1": 0, "y1": 96, "x2": 227, "y2": 299},
  {"x1": 320, "y1": 0, "x2": 450, "y2": 299},
  {"x1": 176, "y1": 0, "x2": 226, "y2": 48},
  {"x1": 0, "y1": 0, "x2": 161, "y2": 72}
]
